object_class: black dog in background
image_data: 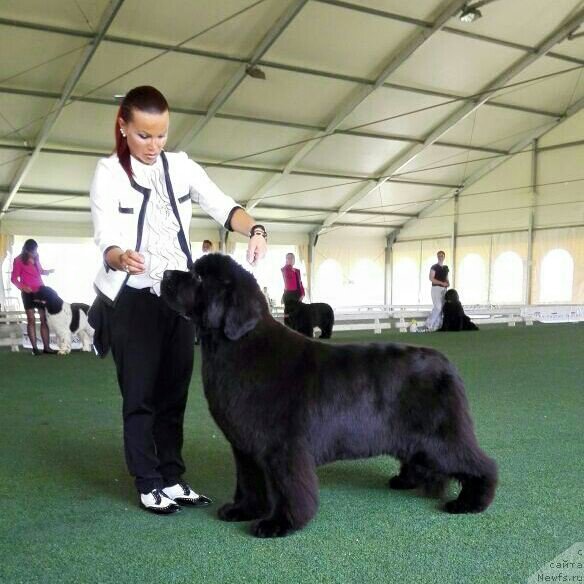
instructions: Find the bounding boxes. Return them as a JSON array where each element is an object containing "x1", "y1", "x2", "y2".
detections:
[
  {"x1": 161, "y1": 254, "x2": 497, "y2": 538},
  {"x1": 284, "y1": 299, "x2": 334, "y2": 339},
  {"x1": 440, "y1": 289, "x2": 479, "y2": 332}
]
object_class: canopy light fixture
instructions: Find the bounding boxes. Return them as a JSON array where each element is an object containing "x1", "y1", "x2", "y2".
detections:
[
  {"x1": 459, "y1": 5, "x2": 482, "y2": 23},
  {"x1": 459, "y1": 0, "x2": 503, "y2": 24},
  {"x1": 568, "y1": 30, "x2": 584, "y2": 41},
  {"x1": 246, "y1": 65, "x2": 266, "y2": 80},
  {"x1": 113, "y1": 94, "x2": 126, "y2": 100}
]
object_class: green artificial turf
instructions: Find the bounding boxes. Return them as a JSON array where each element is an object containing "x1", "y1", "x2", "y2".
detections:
[{"x1": 0, "y1": 324, "x2": 582, "y2": 583}]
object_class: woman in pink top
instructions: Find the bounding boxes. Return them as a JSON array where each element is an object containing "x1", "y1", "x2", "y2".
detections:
[
  {"x1": 11, "y1": 239, "x2": 56, "y2": 355},
  {"x1": 281, "y1": 252, "x2": 305, "y2": 304},
  {"x1": 281, "y1": 252, "x2": 305, "y2": 327}
]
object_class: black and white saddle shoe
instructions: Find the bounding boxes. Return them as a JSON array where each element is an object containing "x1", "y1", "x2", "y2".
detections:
[
  {"x1": 162, "y1": 482, "x2": 212, "y2": 507},
  {"x1": 139, "y1": 489, "x2": 181, "y2": 514}
]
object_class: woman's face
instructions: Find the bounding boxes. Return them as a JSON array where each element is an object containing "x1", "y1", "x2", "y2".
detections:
[
  {"x1": 119, "y1": 109, "x2": 169, "y2": 165},
  {"x1": 26, "y1": 247, "x2": 38, "y2": 260}
]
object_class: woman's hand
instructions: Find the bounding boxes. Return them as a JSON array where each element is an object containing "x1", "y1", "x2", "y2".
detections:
[
  {"x1": 247, "y1": 234, "x2": 267, "y2": 266},
  {"x1": 229, "y1": 209, "x2": 267, "y2": 266},
  {"x1": 22, "y1": 285, "x2": 33, "y2": 293},
  {"x1": 106, "y1": 247, "x2": 145, "y2": 274}
]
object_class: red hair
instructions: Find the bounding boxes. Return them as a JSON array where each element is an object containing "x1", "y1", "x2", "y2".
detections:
[{"x1": 114, "y1": 85, "x2": 169, "y2": 180}]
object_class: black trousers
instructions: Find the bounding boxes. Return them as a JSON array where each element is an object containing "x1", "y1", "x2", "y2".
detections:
[
  {"x1": 109, "y1": 286, "x2": 195, "y2": 494},
  {"x1": 282, "y1": 290, "x2": 301, "y2": 327}
]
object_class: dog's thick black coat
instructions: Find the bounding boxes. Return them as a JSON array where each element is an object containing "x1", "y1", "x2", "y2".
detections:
[
  {"x1": 440, "y1": 289, "x2": 479, "y2": 332},
  {"x1": 161, "y1": 255, "x2": 497, "y2": 538},
  {"x1": 284, "y1": 299, "x2": 334, "y2": 338}
]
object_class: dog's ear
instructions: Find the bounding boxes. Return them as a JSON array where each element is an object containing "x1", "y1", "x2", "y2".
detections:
[
  {"x1": 223, "y1": 290, "x2": 262, "y2": 341},
  {"x1": 204, "y1": 288, "x2": 261, "y2": 340},
  {"x1": 197, "y1": 254, "x2": 263, "y2": 340}
]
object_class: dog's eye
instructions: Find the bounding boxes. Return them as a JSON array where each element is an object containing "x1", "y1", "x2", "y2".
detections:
[{"x1": 194, "y1": 274, "x2": 202, "y2": 283}]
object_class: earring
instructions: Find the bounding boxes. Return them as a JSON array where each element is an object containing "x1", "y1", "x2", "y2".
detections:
[{"x1": 120, "y1": 128, "x2": 126, "y2": 138}]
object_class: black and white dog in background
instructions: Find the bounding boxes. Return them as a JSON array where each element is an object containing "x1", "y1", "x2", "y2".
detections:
[
  {"x1": 284, "y1": 299, "x2": 335, "y2": 339},
  {"x1": 35, "y1": 286, "x2": 93, "y2": 354}
]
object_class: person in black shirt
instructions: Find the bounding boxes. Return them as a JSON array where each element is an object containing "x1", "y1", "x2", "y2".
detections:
[{"x1": 424, "y1": 250, "x2": 449, "y2": 331}]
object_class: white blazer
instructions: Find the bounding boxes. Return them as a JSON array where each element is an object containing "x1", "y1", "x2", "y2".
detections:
[{"x1": 90, "y1": 151, "x2": 240, "y2": 304}]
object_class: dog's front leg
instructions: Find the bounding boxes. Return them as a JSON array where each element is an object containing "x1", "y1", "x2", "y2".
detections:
[
  {"x1": 79, "y1": 330, "x2": 92, "y2": 352},
  {"x1": 58, "y1": 332, "x2": 72, "y2": 355},
  {"x1": 57, "y1": 335, "x2": 66, "y2": 355},
  {"x1": 218, "y1": 448, "x2": 267, "y2": 522},
  {"x1": 251, "y1": 447, "x2": 319, "y2": 538}
]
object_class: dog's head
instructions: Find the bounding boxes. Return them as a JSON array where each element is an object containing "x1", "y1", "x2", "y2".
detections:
[
  {"x1": 34, "y1": 286, "x2": 63, "y2": 314},
  {"x1": 161, "y1": 253, "x2": 267, "y2": 341},
  {"x1": 444, "y1": 289, "x2": 459, "y2": 303}
]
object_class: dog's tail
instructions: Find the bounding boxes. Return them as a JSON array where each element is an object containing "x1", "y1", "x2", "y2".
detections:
[{"x1": 69, "y1": 303, "x2": 90, "y2": 333}]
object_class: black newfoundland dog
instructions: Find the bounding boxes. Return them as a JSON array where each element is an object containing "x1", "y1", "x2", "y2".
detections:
[
  {"x1": 161, "y1": 255, "x2": 497, "y2": 538},
  {"x1": 284, "y1": 299, "x2": 334, "y2": 338},
  {"x1": 440, "y1": 289, "x2": 479, "y2": 332}
]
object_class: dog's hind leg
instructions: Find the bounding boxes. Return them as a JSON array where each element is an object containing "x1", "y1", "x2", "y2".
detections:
[
  {"x1": 251, "y1": 447, "x2": 319, "y2": 538},
  {"x1": 79, "y1": 329, "x2": 92, "y2": 352},
  {"x1": 389, "y1": 452, "x2": 447, "y2": 497},
  {"x1": 218, "y1": 448, "x2": 268, "y2": 522},
  {"x1": 443, "y1": 448, "x2": 497, "y2": 514},
  {"x1": 388, "y1": 460, "x2": 421, "y2": 490}
]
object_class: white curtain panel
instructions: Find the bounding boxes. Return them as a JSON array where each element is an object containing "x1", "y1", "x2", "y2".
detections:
[
  {"x1": 532, "y1": 227, "x2": 584, "y2": 304},
  {"x1": 391, "y1": 241, "x2": 422, "y2": 306},
  {"x1": 454, "y1": 235, "x2": 492, "y2": 305},
  {"x1": 489, "y1": 232, "x2": 528, "y2": 305},
  {"x1": 313, "y1": 241, "x2": 385, "y2": 307}
]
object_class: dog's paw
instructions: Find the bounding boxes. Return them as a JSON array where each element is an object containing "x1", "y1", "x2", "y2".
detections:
[
  {"x1": 58, "y1": 350, "x2": 68, "y2": 356},
  {"x1": 388, "y1": 475, "x2": 417, "y2": 490},
  {"x1": 422, "y1": 477, "x2": 448, "y2": 499},
  {"x1": 217, "y1": 502, "x2": 258, "y2": 522},
  {"x1": 444, "y1": 498, "x2": 484, "y2": 514},
  {"x1": 251, "y1": 517, "x2": 295, "y2": 538}
]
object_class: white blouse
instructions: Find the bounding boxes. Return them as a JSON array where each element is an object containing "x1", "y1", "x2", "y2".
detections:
[
  {"x1": 127, "y1": 156, "x2": 186, "y2": 294},
  {"x1": 90, "y1": 151, "x2": 239, "y2": 303}
]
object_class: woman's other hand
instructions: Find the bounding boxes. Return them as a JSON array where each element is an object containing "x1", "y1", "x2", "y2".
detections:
[{"x1": 106, "y1": 247, "x2": 145, "y2": 274}]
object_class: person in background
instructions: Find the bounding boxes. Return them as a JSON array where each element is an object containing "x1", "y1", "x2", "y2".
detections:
[
  {"x1": 11, "y1": 239, "x2": 57, "y2": 355},
  {"x1": 424, "y1": 250, "x2": 450, "y2": 332},
  {"x1": 262, "y1": 286, "x2": 274, "y2": 311},
  {"x1": 281, "y1": 253, "x2": 305, "y2": 305},
  {"x1": 281, "y1": 252, "x2": 305, "y2": 326}
]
